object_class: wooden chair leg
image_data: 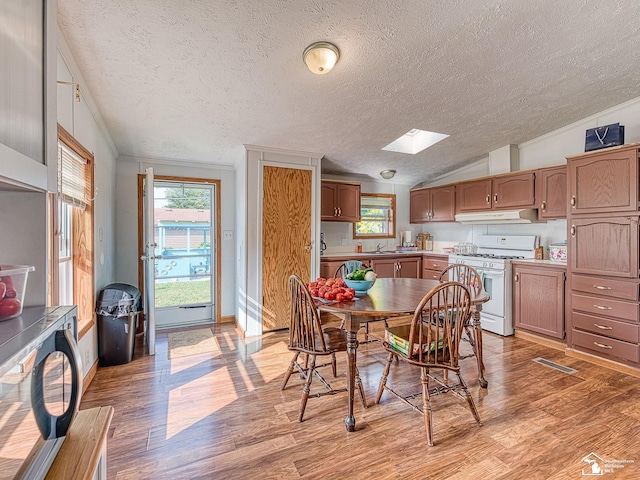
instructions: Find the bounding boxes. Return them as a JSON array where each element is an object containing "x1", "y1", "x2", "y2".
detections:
[
  {"x1": 299, "y1": 355, "x2": 316, "y2": 422},
  {"x1": 375, "y1": 351, "x2": 395, "y2": 404},
  {"x1": 281, "y1": 351, "x2": 300, "y2": 391},
  {"x1": 331, "y1": 352, "x2": 337, "y2": 377},
  {"x1": 458, "y1": 373, "x2": 482, "y2": 426},
  {"x1": 355, "y1": 368, "x2": 367, "y2": 408},
  {"x1": 421, "y1": 367, "x2": 434, "y2": 446},
  {"x1": 364, "y1": 323, "x2": 369, "y2": 342}
]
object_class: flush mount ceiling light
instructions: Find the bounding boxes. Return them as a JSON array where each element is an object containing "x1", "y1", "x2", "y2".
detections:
[
  {"x1": 380, "y1": 169, "x2": 396, "y2": 179},
  {"x1": 382, "y1": 128, "x2": 449, "y2": 155},
  {"x1": 303, "y1": 41, "x2": 340, "y2": 74}
]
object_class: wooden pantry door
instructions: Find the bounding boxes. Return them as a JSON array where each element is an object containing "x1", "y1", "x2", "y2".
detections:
[{"x1": 261, "y1": 165, "x2": 312, "y2": 331}]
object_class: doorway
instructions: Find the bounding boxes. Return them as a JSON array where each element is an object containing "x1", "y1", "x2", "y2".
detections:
[
  {"x1": 138, "y1": 175, "x2": 221, "y2": 330},
  {"x1": 261, "y1": 165, "x2": 312, "y2": 331}
]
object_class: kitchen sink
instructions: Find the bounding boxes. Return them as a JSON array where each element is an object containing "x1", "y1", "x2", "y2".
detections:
[{"x1": 362, "y1": 250, "x2": 398, "y2": 254}]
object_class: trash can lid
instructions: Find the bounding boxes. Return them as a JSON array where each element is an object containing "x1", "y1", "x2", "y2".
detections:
[{"x1": 96, "y1": 283, "x2": 142, "y2": 313}]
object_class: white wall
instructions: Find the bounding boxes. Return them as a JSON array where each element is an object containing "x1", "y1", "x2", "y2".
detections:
[
  {"x1": 57, "y1": 28, "x2": 119, "y2": 375},
  {"x1": 114, "y1": 157, "x2": 236, "y2": 319}
]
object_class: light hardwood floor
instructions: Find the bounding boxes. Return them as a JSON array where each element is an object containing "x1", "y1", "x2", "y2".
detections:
[{"x1": 81, "y1": 320, "x2": 640, "y2": 479}]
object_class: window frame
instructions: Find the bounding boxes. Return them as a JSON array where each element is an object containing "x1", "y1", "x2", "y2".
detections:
[
  {"x1": 352, "y1": 193, "x2": 396, "y2": 240},
  {"x1": 51, "y1": 124, "x2": 95, "y2": 339}
]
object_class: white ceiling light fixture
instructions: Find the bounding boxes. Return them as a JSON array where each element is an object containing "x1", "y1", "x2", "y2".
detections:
[
  {"x1": 382, "y1": 129, "x2": 449, "y2": 155},
  {"x1": 303, "y1": 41, "x2": 340, "y2": 75},
  {"x1": 380, "y1": 169, "x2": 396, "y2": 179}
]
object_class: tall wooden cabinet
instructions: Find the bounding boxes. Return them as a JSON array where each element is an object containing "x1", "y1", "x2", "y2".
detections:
[
  {"x1": 567, "y1": 143, "x2": 640, "y2": 367},
  {"x1": 321, "y1": 181, "x2": 361, "y2": 222},
  {"x1": 409, "y1": 185, "x2": 456, "y2": 223}
]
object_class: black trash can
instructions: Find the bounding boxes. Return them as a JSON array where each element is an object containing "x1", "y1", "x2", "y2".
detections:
[{"x1": 96, "y1": 283, "x2": 142, "y2": 367}]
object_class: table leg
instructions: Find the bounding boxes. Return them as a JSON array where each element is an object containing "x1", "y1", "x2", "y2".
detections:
[
  {"x1": 471, "y1": 309, "x2": 488, "y2": 388},
  {"x1": 344, "y1": 314, "x2": 359, "y2": 432}
]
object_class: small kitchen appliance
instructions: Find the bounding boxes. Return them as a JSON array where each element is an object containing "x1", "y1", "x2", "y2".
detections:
[{"x1": 448, "y1": 234, "x2": 538, "y2": 336}]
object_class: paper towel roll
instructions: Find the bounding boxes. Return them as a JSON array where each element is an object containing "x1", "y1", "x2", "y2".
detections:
[{"x1": 405, "y1": 231, "x2": 412, "y2": 243}]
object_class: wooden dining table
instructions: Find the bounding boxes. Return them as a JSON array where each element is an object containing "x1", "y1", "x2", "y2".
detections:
[{"x1": 318, "y1": 277, "x2": 490, "y2": 432}]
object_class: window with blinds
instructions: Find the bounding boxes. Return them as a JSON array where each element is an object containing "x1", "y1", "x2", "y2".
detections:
[
  {"x1": 58, "y1": 141, "x2": 88, "y2": 209},
  {"x1": 353, "y1": 194, "x2": 396, "y2": 239}
]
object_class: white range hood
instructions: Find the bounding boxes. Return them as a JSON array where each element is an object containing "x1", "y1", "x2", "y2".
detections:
[{"x1": 455, "y1": 209, "x2": 540, "y2": 225}]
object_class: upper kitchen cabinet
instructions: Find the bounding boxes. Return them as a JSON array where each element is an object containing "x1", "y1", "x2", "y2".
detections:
[
  {"x1": 456, "y1": 172, "x2": 536, "y2": 212},
  {"x1": 0, "y1": 0, "x2": 55, "y2": 193},
  {"x1": 321, "y1": 181, "x2": 361, "y2": 222},
  {"x1": 409, "y1": 185, "x2": 455, "y2": 223},
  {"x1": 567, "y1": 144, "x2": 639, "y2": 215},
  {"x1": 536, "y1": 165, "x2": 567, "y2": 220}
]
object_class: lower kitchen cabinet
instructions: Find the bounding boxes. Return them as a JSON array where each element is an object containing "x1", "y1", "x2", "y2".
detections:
[
  {"x1": 371, "y1": 256, "x2": 421, "y2": 278},
  {"x1": 513, "y1": 263, "x2": 566, "y2": 340},
  {"x1": 319, "y1": 260, "x2": 345, "y2": 279},
  {"x1": 422, "y1": 254, "x2": 449, "y2": 280}
]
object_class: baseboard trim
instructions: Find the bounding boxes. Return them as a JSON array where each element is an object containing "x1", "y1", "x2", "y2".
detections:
[
  {"x1": 83, "y1": 359, "x2": 99, "y2": 394},
  {"x1": 219, "y1": 315, "x2": 235, "y2": 324},
  {"x1": 515, "y1": 330, "x2": 565, "y2": 351},
  {"x1": 565, "y1": 348, "x2": 640, "y2": 378}
]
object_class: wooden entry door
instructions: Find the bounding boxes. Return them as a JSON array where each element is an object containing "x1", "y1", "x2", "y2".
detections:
[{"x1": 262, "y1": 166, "x2": 312, "y2": 331}]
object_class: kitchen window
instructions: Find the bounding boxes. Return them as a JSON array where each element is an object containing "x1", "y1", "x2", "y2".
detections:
[
  {"x1": 49, "y1": 125, "x2": 95, "y2": 338},
  {"x1": 353, "y1": 194, "x2": 396, "y2": 239}
]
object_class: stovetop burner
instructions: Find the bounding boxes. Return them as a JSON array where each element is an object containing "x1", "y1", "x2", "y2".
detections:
[{"x1": 453, "y1": 253, "x2": 525, "y2": 260}]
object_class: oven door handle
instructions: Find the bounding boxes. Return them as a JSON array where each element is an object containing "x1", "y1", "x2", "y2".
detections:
[
  {"x1": 477, "y1": 268, "x2": 504, "y2": 278},
  {"x1": 31, "y1": 329, "x2": 83, "y2": 440}
]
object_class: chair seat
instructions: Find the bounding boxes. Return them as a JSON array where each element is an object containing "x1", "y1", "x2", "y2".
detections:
[{"x1": 321, "y1": 326, "x2": 348, "y2": 352}]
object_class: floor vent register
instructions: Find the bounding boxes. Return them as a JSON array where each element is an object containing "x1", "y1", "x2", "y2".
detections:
[{"x1": 532, "y1": 357, "x2": 578, "y2": 375}]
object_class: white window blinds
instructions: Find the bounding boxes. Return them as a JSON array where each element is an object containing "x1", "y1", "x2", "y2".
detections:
[{"x1": 58, "y1": 141, "x2": 88, "y2": 209}]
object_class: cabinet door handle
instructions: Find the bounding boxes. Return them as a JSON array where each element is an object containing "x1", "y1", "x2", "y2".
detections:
[
  {"x1": 570, "y1": 225, "x2": 576, "y2": 237},
  {"x1": 594, "y1": 285, "x2": 612, "y2": 290},
  {"x1": 514, "y1": 273, "x2": 519, "y2": 282},
  {"x1": 593, "y1": 304, "x2": 612, "y2": 310},
  {"x1": 570, "y1": 195, "x2": 576, "y2": 207},
  {"x1": 486, "y1": 195, "x2": 490, "y2": 204},
  {"x1": 593, "y1": 323, "x2": 613, "y2": 330},
  {"x1": 540, "y1": 201, "x2": 546, "y2": 212},
  {"x1": 494, "y1": 194, "x2": 498, "y2": 203},
  {"x1": 334, "y1": 207, "x2": 337, "y2": 216},
  {"x1": 338, "y1": 207, "x2": 342, "y2": 216},
  {"x1": 593, "y1": 341, "x2": 613, "y2": 350},
  {"x1": 432, "y1": 264, "x2": 439, "y2": 268}
]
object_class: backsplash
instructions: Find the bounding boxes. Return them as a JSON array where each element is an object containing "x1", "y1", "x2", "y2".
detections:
[{"x1": 321, "y1": 218, "x2": 567, "y2": 258}]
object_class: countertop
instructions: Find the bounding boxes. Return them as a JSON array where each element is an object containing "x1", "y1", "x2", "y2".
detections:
[
  {"x1": 510, "y1": 258, "x2": 567, "y2": 267},
  {"x1": 321, "y1": 250, "x2": 448, "y2": 261}
]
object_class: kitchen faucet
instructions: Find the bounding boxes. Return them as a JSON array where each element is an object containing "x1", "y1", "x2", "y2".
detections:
[{"x1": 376, "y1": 242, "x2": 384, "y2": 253}]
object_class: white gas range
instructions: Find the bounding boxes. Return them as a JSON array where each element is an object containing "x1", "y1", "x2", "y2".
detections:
[{"x1": 448, "y1": 234, "x2": 538, "y2": 336}]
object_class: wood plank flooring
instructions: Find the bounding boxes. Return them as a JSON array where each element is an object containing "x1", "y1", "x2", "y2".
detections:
[{"x1": 80, "y1": 321, "x2": 640, "y2": 479}]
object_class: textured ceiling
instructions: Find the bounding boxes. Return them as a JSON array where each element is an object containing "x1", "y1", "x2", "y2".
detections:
[{"x1": 57, "y1": 0, "x2": 640, "y2": 186}]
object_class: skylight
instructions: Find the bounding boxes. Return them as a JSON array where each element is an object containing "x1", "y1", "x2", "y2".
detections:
[{"x1": 382, "y1": 129, "x2": 449, "y2": 155}]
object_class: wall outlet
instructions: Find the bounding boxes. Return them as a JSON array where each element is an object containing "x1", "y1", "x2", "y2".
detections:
[
  {"x1": 341, "y1": 238, "x2": 347, "y2": 246},
  {"x1": 84, "y1": 349, "x2": 90, "y2": 367}
]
